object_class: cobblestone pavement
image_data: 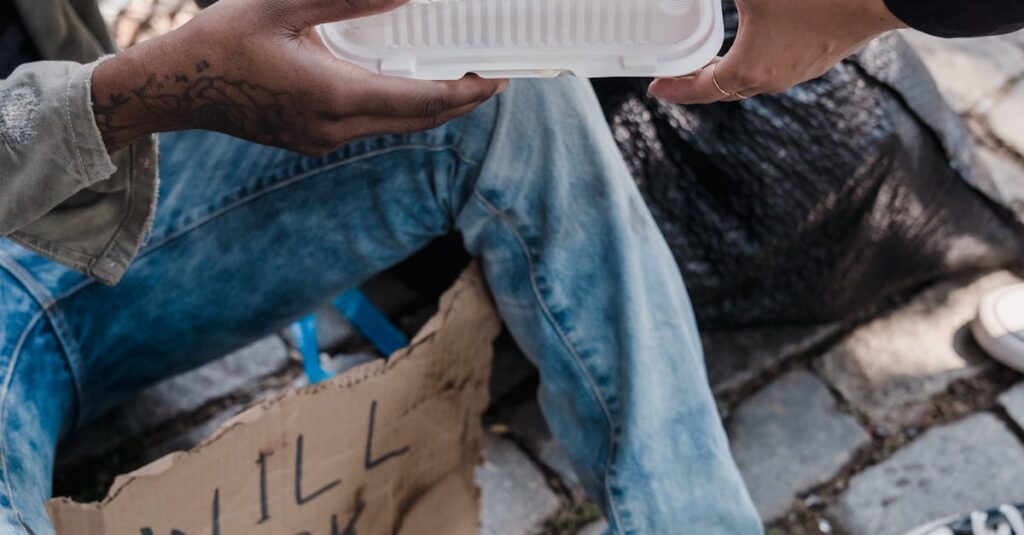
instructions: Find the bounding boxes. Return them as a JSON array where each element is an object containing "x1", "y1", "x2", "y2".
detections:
[{"x1": 58, "y1": 3, "x2": 1024, "y2": 534}]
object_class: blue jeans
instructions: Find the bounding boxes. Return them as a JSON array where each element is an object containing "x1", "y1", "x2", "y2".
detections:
[{"x1": 0, "y1": 78, "x2": 760, "y2": 535}]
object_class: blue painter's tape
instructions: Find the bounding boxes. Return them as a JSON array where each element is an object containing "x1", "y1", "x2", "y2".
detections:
[{"x1": 333, "y1": 289, "x2": 409, "y2": 357}]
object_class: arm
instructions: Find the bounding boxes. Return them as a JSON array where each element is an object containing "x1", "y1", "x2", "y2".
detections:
[
  {"x1": 884, "y1": 0, "x2": 1024, "y2": 38},
  {"x1": 91, "y1": 0, "x2": 507, "y2": 157},
  {"x1": 648, "y1": 0, "x2": 907, "y2": 103},
  {"x1": 0, "y1": 60, "x2": 117, "y2": 237},
  {"x1": 2, "y1": 0, "x2": 503, "y2": 282}
]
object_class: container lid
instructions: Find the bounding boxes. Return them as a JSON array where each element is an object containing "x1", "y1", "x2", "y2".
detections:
[{"x1": 317, "y1": 0, "x2": 724, "y2": 80}]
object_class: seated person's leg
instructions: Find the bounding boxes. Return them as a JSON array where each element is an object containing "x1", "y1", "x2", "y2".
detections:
[
  {"x1": 0, "y1": 77, "x2": 761, "y2": 535},
  {"x1": 0, "y1": 264, "x2": 76, "y2": 535}
]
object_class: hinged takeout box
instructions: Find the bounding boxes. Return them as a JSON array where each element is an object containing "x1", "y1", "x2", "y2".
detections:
[{"x1": 318, "y1": 0, "x2": 724, "y2": 79}]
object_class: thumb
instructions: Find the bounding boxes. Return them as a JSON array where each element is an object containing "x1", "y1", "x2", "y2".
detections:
[
  {"x1": 648, "y1": 55, "x2": 747, "y2": 105},
  {"x1": 285, "y1": 0, "x2": 411, "y2": 26}
]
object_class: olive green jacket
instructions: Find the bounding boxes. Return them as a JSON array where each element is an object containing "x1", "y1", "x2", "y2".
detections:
[{"x1": 2, "y1": 0, "x2": 158, "y2": 285}]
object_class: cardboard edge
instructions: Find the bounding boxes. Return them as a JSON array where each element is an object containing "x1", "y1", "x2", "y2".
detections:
[
  {"x1": 45, "y1": 497, "x2": 105, "y2": 533},
  {"x1": 47, "y1": 263, "x2": 498, "y2": 520}
]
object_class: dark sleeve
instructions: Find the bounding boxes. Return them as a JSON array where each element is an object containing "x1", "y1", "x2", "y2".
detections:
[{"x1": 883, "y1": 0, "x2": 1024, "y2": 38}]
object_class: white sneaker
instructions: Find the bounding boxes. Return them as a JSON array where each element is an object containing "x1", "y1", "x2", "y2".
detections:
[
  {"x1": 903, "y1": 504, "x2": 1024, "y2": 534},
  {"x1": 973, "y1": 283, "x2": 1024, "y2": 373}
]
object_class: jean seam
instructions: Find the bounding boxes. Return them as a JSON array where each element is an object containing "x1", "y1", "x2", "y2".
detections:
[
  {"x1": 84, "y1": 142, "x2": 139, "y2": 282},
  {"x1": 470, "y1": 189, "x2": 631, "y2": 534},
  {"x1": 0, "y1": 310, "x2": 44, "y2": 535},
  {"x1": 52, "y1": 143, "x2": 482, "y2": 305},
  {"x1": 0, "y1": 258, "x2": 86, "y2": 433}
]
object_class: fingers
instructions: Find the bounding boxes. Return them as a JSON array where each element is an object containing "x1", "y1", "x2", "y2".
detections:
[
  {"x1": 648, "y1": 8, "x2": 772, "y2": 105},
  {"x1": 648, "y1": 56, "x2": 756, "y2": 105},
  {"x1": 276, "y1": 0, "x2": 410, "y2": 26},
  {"x1": 352, "y1": 74, "x2": 509, "y2": 118},
  {"x1": 344, "y1": 100, "x2": 485, "y2": 139},
  {"x1": 301, "y1": 77, "x2": 507, "y2": 155},
  {"x1": 301, "y1": 100, "x2": 485, "y2": 156}
]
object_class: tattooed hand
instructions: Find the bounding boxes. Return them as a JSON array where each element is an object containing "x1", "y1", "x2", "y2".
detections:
[{"x1": 91, "y1": 0, "x2": 507, "y2": 155}]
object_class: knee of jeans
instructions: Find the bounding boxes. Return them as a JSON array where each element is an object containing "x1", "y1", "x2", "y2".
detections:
[
  {"x1": 500, "y1": 77, "x2": 608, "y2": 134},
  {"x1": 467, "y1": 77, "x2": 635, "y2": 218},
  {"x1": 0, "y1": 268, "x2": 77, "y2": 532}
]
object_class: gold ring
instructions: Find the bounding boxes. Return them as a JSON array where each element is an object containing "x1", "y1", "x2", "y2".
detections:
[
  {"x1": 734, "y1": 90, "x2": 751, "y2": 100},
  {"x1": 711, "y1": 63, "x2": 732, "y2": 97}
]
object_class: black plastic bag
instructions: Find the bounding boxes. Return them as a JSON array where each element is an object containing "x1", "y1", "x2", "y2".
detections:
[{"x1": 590, "y1": 3, "x2": 1024, "y2": 329}]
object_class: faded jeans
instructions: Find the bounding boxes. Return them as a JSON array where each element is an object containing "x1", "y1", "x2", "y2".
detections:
[{"x1": 0, "y1": 77, "x2": 761, "y2": 535}]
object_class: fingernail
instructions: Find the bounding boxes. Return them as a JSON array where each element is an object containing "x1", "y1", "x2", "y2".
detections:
[{"x1": 647, "y1": 80, "x2": 661, "y2": 97}]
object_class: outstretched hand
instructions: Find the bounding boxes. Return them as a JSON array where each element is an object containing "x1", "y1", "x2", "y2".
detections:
[
  {"x1": 648, "y1": 0, "x2": 905, "y2": 104},
  {"x1": 92, "y1": 0, "x2": 508, "y2": 155}
]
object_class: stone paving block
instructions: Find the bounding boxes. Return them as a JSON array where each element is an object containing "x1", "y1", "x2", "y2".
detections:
[
  {"x1": 59, "y1": 336, "x2": 290, "y2": 465},
  {"x1": 728, "y1": 371, "x2": 871, "y2": 522},
  {"x1": 977, "y1": 147, "x2": 1024, "y2": 217},
  {"x1": 505, "y1": 399, "x2": 585, "y2": 499},
  {"x1": 830, "y1": 413, "x2": 1024, "y2": 535},
  {"x1": 703, "y1": 324, "x2": 841, "y2": 396},
  {"x1": 988, "y1": 82, "x2": 1024, "y2": 158},
  {"x1": 579, "y1": 520, "x2": 608, "y2": 535},
  {"x1": 999, "y1": 382, "x2": 1024, "y2": 430},
  {"x1": 477, "y1": 434, "x2": 562, "y2": 535},
  {"x1": 127, "y1": 404, "x2": 239, "y2": 468},
  {"x1": 314, "y1": 305, "x2": 358, "y2": 350},
  {"x1": 901, "y1": 30, "x2": 1024, "y2": 113},
  {"x1": 816, "y1": 272, "x2": 1021, "y2": 432}
]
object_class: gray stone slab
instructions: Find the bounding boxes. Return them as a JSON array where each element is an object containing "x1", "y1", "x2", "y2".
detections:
[
  {"x1": 830, "y1": 413, "x2": 1024, "y2": 535},
  {"x1": 506, "y1": 399, "x2": 584, "y2": 499},
  {"x1": 314, "y1": 305, "x2": 357, "y2": 350},
  {"x1": 901, "y1": 30, "x2": 1024, "y2": 113},
  {"x1": 134, "y1": 336, "x2": 290, "y2": 416},
  {"x1": 60, "y1": 336, "x2": 291, "y2": 464},
  {"x1": 999, "y1": 382, "x2": 1024, "y2": 430},
  {"x1": 477, "y1": 434, "x2": 562, "y2": 535},
  {"x1": 129, "y1": 404, "x2": 239, "y2": 466},
  {"x1": 291, "y1": 351, "x2": 381, "y2": 390},
  {"x1": 703, "y1": 323, "x2": 841, "y2": 396},
  {"x1": 58, "y1": 372, "x2": 299, "y2": 500},
  {"x1": 988, "y1": 82, "x2": 1024, "y2": 158},
  {"x1": 977, "y1": 147, "x2": 1024, "y2": 218},
  {"x1": 579, "y1": 520, "x2": 608, "y2": 535},
  {"x1": 728, "y1": 371, "x2": 871, "y2": 522},
  {"x1": 816, "y1": 272, "x2": 1021, "y2": 432}
]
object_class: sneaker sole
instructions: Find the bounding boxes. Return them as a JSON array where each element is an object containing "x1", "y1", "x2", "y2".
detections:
[
  {"x1": 972, "y1": 284, "x2": 1024, "y2": 374},
  {"x1": 902, "y1": 513, "x2": 961, "y2": 535}
]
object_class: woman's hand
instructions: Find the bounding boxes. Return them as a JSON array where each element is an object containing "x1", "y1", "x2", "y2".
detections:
[
  {"x1": 648, "y1": 0, "x2": 906, "y2": 104},
  {"x1": 91, "y1": 0, "x2": 508, "y2": 155}
]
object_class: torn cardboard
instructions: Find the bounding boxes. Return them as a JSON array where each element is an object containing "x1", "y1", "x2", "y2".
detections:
[{"x1": 48, "y1": 264, "x2": 502, "y2": 535}]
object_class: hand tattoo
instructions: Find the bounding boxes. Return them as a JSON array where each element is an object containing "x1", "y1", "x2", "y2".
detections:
[
  {"x1": 92, "y1": 60, "x2": 308, "y2": 152},
  {"x1": 92, "y1": 91, "x2": 134, "y2": 150}
]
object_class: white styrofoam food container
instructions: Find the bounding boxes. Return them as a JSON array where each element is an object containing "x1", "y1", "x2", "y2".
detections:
[{"x1": 317, "y1": 0, "x2": 724, "y2": 80}]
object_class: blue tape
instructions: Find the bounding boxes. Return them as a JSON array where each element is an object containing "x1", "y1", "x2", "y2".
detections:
[
  {"x1": 290, "y1": 314, "x2": 331, "y2": 384},
  {"x1": 333, "y1": 289, "x2": 409, "y2": 356},
  {"x1": 291, "y1": 289, "x2": 409, "y2": 384}
]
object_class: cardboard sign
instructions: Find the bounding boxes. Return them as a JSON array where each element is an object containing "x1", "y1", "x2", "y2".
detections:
[{"x1": 48, "y1": 265, "x2": 501, "y2": 535}]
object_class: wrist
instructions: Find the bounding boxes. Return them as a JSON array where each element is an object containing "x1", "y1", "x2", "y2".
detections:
[
  {"x1": 90, "y1": 30, "x2": 196, "y2": 152},
  {"x1": 91, "y1": 52, "x2": 160, "y2": 152}
]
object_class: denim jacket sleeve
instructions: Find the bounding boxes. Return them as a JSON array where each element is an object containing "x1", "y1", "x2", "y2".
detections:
[{"x1": 2, "y1": 0, "x2": 160, "y2": 286}]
